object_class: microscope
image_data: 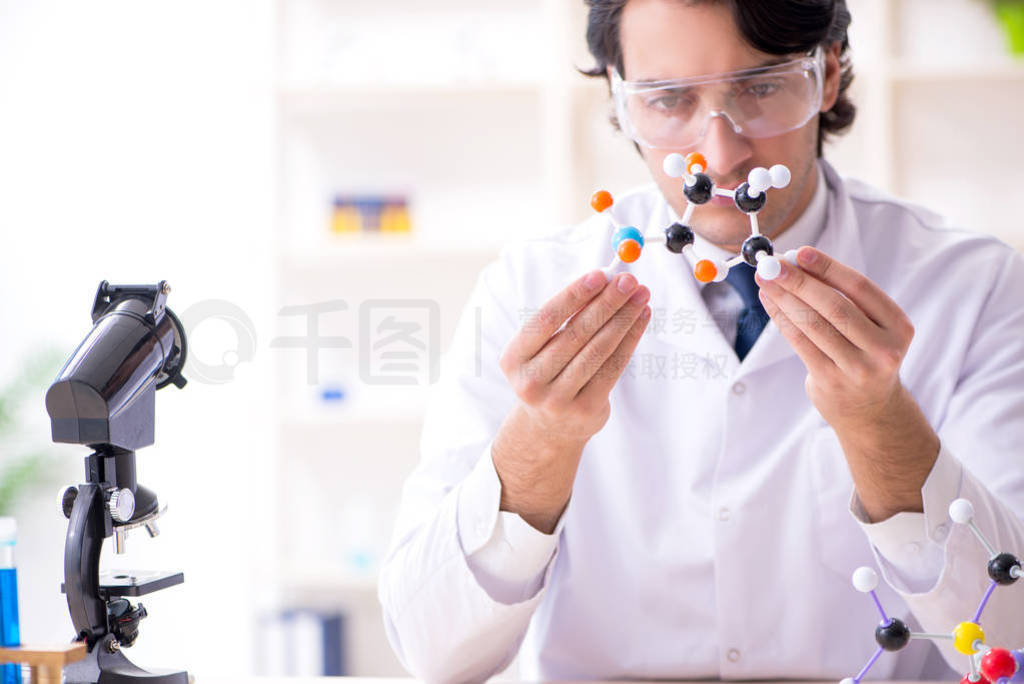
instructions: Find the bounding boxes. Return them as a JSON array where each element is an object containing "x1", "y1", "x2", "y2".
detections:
[{"x1": 45, "y1": 281, "x2": 189, "y2": 684}]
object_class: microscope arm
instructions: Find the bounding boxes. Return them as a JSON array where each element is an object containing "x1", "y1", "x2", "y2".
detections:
[{"x1": 64, "y1": 484, "x2": 109, "y2": 645}]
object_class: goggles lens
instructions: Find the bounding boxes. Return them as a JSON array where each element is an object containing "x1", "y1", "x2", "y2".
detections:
[{"x1": 612, "y1": 49, "x2": 824, "y2": 149}]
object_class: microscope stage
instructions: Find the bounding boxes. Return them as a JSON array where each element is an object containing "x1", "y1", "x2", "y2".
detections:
[{"x1": 62, "y1": 570, "x2": 184, "y2": 598}]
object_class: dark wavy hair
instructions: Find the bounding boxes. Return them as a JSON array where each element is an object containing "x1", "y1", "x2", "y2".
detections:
[{"x1": 581, "y1": 0, "x2": 856, "y2": 156}]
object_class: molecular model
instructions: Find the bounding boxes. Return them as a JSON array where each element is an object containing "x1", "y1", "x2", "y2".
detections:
[
  {"x1": 843, "y1": 498, "x2": 1023, "y2": 684},
  {"x1": 590, "y1": 152, "x2": 796, "y2": 284}
]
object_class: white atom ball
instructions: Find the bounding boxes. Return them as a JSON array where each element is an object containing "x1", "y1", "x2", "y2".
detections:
[
  {"x1": 748, "y1": 167, "x2": 772, "y2": 194},
  {"x1": 757, "y1": 255, "x2": 782, "y2": 280},
  {"x1": 949, "y1": 498, "x2": 975, "y2": 524},
  {"x1": 663, "y1": 153, "x2": 687, "y2": 178},
  {"x1": 770, "y1": 164, "x2": 792, "y2": 188},
  {"x1": 852, "y1": 566, "x2": 879, "y2": 593},
  {"x1": 840, "y1": 678, "x2": 856, "y2": 684},
  {"x1": 783, "y1": 249, "x2": 800, "y2": 266}
]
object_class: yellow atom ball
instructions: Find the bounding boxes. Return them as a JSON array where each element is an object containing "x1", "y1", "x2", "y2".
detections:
[{"x1": 953, "y1": 622, "x2": 985, "y2": 655}]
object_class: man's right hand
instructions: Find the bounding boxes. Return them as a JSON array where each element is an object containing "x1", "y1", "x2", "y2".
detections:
[{"x1": 492, "y1": 269, "x2": 651, "y2": 533}]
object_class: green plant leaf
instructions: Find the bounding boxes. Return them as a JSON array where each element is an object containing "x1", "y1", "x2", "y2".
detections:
[
  {"x1": 0, "y1": 451, "x2": 52, "y2": 516},
  {"x1": 0, "y1": 347, "x2": 69, "y2": 515},
  {"x1": 0, "y1": 348, "x2": 65, "y2": 435}
]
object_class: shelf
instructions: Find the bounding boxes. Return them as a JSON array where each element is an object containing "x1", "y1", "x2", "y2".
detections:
[
  {"x1": 278, "y1": 234, "x2": 502, "y2": 267},
  {"x1": 278, "y1": 82, "x2": 544, "y2": 115},
  {"x1": 893, "y1": 60, "x2": 1024, "y2": 82},
  {"x1": 281, "y1": 404, "x2": 426, "y2": 430},
  {"x1": 281, "y1": 565, "x2": 380, "y2": 596},
  {"x1": 857, "y1": 59, "x2": 1024, "y2": 83}
]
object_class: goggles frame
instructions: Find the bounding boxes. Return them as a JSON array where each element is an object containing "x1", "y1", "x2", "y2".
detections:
[{"x1": 610, "y1": 47, "x2": 825, "y2": 149}]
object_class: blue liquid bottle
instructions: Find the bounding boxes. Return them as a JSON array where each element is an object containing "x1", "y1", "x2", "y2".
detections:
[{"x1": 0, "y1": 518, "x2": 21, "y2": 684}]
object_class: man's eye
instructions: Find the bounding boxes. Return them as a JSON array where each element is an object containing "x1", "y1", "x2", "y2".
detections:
[
  {"x1": 743, "y1": 82, "x2": 782, "y2": 98},
  {"x1": 646, "y1": 92, "x2": 694, "y2": 112}
]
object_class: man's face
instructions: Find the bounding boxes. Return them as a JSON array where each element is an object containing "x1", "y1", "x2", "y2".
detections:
[{"x1": 618, "y1": 0, "x2": 841, "y2": 252}]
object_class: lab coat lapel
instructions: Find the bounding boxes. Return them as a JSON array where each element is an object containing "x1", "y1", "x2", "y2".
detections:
[{"x1": 737, "y1": 159, "x2": 868, "y2": 377}]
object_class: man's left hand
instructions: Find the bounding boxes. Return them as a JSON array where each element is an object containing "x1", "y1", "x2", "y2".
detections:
[{"x1": 756, "y1": 245, "x2": 940, "y2": 523}]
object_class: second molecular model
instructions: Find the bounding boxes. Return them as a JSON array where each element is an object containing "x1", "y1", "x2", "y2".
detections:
[
  {"x1": 843, "y1": 498, "x2": 1023, "y2": 684},
  {"x1": 590, "y1": 152, "x2": 797, "y2": 284}
]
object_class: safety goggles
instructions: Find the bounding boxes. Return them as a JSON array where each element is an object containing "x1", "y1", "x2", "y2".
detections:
[{"x1": 610, "y1": 47, "x2": 825, "y2": 150}]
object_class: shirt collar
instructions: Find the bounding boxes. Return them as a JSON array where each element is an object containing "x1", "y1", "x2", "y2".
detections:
[{"x1": 666, "y1": 160, "x2": 828, "y2": 276}]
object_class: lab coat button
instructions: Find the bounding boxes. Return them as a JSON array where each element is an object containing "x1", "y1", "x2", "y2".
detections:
[
  {"x1": 718, "y1": 507, "x2": 731, "y2": 522},
  {"x1": 905, "y1": 542, "x2": 922, "y2": 554},
  {"x1": 932, "y1": 523, "x2": 948, "y2": 542},
  {"x1": 727, "y1": 648, "x2": 741, "y2": 662},
  {"x1": 731, "y1": 382, "x2": 746, "y2": 395}
]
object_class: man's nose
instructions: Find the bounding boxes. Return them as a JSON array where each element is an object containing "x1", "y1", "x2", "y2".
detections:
[{"x1": 699, "y1": 111, "x2": 753, "y2": 183}]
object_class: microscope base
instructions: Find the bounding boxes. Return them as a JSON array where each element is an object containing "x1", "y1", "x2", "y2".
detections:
[{"x1": 63, "y1": 635, "x2": 188, "y2": 684}]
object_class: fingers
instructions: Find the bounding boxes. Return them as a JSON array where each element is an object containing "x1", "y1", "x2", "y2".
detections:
[
  {"x1": 794, "y1": 247, "x2": 910, "y2": 333},
  {"x1": 759, "y1": 289, "x2": 836, "y2": 375},
  {"x1": 757, "y1": 258, "x2": 877, "y2": 351},
  {"x1": 577, "y1": 304, "x2": 651, "y2": 404},
  {"x1": 527, "y1": 273, "x2": 646, "y2": 385},
  {"x1": 554, "y1": 285, "x2": 651, "y2": 397},
  {"x1": 503, "y1": 269, "x2": 608, "y2": 365},
  {"x1": 759, "y1": 277, "x2": 863, "y2": 373}
]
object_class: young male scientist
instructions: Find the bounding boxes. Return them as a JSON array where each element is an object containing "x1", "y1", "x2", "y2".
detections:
[{"x1": 378, "y1": 1, "x2": 1024, "y2": 682}]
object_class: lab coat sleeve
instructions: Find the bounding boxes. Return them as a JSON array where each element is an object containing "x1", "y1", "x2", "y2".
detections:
[
  {"x1": 377, "y1": 246, "x2": 563, "y2": 683},
  {"x1": 460, "y1": 444, "x2": 563, "y2": 604},
  {"x1": 847, "y1": 448, "x2": 952, "y2": 593},
  {"x1": 852, "y1": 247, "x2": 1024, "y2": 667}
]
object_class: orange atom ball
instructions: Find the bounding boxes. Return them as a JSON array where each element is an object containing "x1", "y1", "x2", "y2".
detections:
[
  {"x1": 617, "y1": 239, "x2": 642, "y2": 263},
  {"x1": 694, "y1": 259, "x2": 718, "y2": 283},
  {"x1": 685, "y1": 152, "x2": 708, "y2": 174},
  {"x1": 591, "y1": 190, "x2": 614, "y2": 213}
]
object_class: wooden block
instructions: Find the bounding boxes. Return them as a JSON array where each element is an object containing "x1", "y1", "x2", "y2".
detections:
[
  {"x1": 0, "y1": 642, "x2": 88, "y2": 668},
  {"x1": 31, "y1": 663, "x2": 64, "y2": 684}
]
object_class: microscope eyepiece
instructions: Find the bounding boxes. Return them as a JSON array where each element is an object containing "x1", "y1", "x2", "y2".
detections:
[{"x1": 45, "y1": 280, "x2": 187, "y2": 450}]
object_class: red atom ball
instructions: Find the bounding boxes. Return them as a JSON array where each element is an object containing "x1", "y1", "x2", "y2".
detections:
[
  {"x1": 981, "y1": 648, "x2": 1018, "y2": 682},
  {"x1": 961, "y1": 673, "x2": 990, "y2": 684}
]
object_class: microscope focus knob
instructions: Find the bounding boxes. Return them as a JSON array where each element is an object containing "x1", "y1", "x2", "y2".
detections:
[
  {"x1": 59, "y1": 486, "x2": 79, "y2": 519},
  {"x1": 108, "y1": 488, "x2": 136, "y2": 523}
]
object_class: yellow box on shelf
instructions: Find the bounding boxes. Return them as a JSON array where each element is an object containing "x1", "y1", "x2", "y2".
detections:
[{"x1": 330, "y1": 195, "x2": 412, "y2": 235}]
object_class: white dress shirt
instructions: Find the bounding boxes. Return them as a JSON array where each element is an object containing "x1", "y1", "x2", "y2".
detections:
[{"x1": 378, "y1": 159, "x2": 1024, "y2": 684}]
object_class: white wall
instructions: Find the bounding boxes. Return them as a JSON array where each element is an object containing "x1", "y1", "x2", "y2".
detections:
[{"x1": 0, "y1": 0, "x2": 276, "y2": 677}]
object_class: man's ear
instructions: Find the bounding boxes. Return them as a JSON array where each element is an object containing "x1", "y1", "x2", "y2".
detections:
[{"x1": 820, "y1": 42, "x2": 842, "y2": 113}]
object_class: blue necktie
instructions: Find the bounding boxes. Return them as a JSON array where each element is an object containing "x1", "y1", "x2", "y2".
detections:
[{"x1": 724, "y1": 262, "x2": 770, "y2": 361}]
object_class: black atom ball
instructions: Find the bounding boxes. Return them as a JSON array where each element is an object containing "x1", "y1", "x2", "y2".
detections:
[
  {"x1": 665, "y1": 223, "x2": 695, "y2": 253},
  {"x1": 734, "y1": 182, "x2": 767, "y2": 213},
  {"x1": 741, "y1": 235, "x2": 774, "y2": 267},
  {"x1": 988, "y1": 553, "x2": 1021, "y2": 585},
  {"x1": 875, "y1": 618, "x2": 911, "y2": 652},
  {"x1": 683, "y1": 173, "x2": 714, "y2": 204}
]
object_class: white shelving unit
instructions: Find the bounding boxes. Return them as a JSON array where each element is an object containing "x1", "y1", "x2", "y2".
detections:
[
  {"x1": 270, "y1": 0, "x2": 1024, "y2": 675},
  {"x1": 829, "y1": 0, "x2": 1024, "y2": 247}
]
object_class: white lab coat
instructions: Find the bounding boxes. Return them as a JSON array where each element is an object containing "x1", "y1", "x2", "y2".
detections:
[{"x1": 378, "y1": 159, "x2": 1024, "y2": 683}]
